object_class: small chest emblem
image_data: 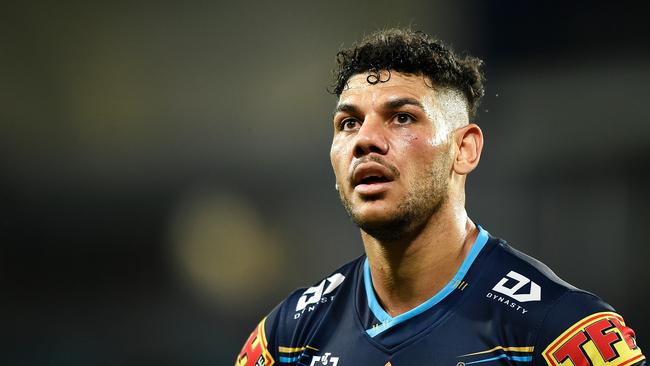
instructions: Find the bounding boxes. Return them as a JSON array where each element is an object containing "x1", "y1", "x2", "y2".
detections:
[{"x1": 309, "y1": 352, "x2": 340, "y2": 366}]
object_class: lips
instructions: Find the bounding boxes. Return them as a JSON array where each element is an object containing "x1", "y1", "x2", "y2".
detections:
[{"x1": 351, "y1": 162, "x2": 396, "y2": 194}]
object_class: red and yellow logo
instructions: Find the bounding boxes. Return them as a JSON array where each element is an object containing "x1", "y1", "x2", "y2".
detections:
[
  {"x1": 236, "y1": 317, "x2": 275, "y2": 366},
  {"x1": 543, "y1": 312, "x2": 644, "y2": 366}
]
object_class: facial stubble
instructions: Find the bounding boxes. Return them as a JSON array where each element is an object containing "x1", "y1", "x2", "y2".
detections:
[{"x1": 338, "y1": 149, "x2": 452, "y2": 242}]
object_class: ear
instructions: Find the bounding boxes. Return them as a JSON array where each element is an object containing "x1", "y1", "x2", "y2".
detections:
[{"x1": 452, "y1": 123, "x2": 483, "y2": 175}]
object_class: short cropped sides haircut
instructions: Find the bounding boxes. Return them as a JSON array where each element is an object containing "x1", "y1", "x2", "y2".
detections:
[{"x1": 331, "y1": 28, "x2": 485, "y2": 119}]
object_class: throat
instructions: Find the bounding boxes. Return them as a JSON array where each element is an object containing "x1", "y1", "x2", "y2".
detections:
[
  {"x1": 363, "y1": 219, "x2": 480, "y2": 318},
  {"x1": 371, "y1": 256, "x2": 461, "y2": 317}
]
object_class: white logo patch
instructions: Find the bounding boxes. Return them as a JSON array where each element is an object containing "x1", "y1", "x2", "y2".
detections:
[
  {"x1": 492, "y1": 270, "x2": 541, "y2": 302},
  {"x1": 310, "y1": 352, "x2": 340, "y2": 366},
  {"x1": 296, "y1": 273, "x2": 345, "y2": 311}
]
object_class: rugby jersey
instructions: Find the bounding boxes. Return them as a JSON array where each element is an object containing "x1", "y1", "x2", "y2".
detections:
[{"x1": 236, "y1": 226, "x2": 645, "y2": 366}]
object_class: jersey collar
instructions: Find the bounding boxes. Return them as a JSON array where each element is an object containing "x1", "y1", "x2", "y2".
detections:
[{"x1": 363, "y1": 225, "x2": 490, "y2": 337}]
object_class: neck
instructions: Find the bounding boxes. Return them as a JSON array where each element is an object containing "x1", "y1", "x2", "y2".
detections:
[{"x1": 361, "y1": 203, "x2": 478, "y2": 317}]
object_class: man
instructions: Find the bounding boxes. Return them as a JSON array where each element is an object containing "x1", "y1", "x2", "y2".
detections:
[{"x1": 235, "y1": 28, "x2": 645, "y2": 366}]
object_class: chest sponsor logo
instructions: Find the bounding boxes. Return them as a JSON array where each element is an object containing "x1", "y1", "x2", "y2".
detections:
[
  {"x1": 294, "y1": 273, "x2": 345, "y2": 319},
  {"x1": 543, "y1": 312, "x2": 645, "y2": 366},
  {"x1": 309, "y1": 352, "x2": 339, "y2": 366}
]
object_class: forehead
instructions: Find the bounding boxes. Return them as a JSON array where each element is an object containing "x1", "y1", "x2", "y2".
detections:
[{"x1": 338, "y1": 71, "x2": 435, "y2": 104}]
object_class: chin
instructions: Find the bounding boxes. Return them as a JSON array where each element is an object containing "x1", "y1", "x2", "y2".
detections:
[
  {"x1": 349, "y1": 204, "x2": 410, "y2": 238},
  {"x1": 351, "y1": 197, "x2": 396, "y2": 219},
  {"x1": 345, "y1": 193, "x2": 438, "y2": 241},
  {"x1": 340, "y1": 191, "x2": 414, "y2": 236},
  {"x1": 355, "y1": 214, "x2": 413, "y2": 242},
  {"x1": 354, "y1": 211, "x2": 396, "y2": 227}
]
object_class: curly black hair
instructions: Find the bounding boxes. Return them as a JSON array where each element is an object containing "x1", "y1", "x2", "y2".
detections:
[{"x1": 331, "y1": 28, "x2": 485, "y2": 118}]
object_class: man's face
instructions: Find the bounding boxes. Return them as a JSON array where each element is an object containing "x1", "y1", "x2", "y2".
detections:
[{"x1": 330, "y1": 71, "x2": 462, "y2": 238}]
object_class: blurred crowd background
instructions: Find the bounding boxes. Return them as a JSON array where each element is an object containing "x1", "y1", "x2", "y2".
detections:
[{"x1": 1, "y1": 1, "x2": 649, "y2": 365}]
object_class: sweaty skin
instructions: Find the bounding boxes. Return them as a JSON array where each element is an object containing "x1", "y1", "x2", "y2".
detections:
[{"x1": 330, "y1": 71, "x2": 484, "y2": 316}]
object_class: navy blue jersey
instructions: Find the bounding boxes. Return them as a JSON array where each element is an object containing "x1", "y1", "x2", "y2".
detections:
[{"x1": 236, "y1": 227, "x2": 645, "y2": 366}]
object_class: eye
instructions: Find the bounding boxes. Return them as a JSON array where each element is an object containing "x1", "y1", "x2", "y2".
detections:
[
  {"x1": 394, "y1": 113, "x2": 415, "y2": 124},
  {"x1": 339, "y1": 118, "x2": 361, "y2": 131}
]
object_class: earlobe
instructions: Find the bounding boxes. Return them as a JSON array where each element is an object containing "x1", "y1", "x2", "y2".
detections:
[{"x1": 453, "y1": 124, "x2": 483, "y2": 175}]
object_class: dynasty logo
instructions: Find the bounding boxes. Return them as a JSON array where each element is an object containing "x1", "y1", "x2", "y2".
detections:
[
  {"x1": 492, "y1": 271, "x2": 541, "y2": 302},
  {"x1": 294, "y1": 273, "x2": 345, "y2": 319},
  {"x1": 486, "y1": 271, "x2": 541, "y2": 315}
]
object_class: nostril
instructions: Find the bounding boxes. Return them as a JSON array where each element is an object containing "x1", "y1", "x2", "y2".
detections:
[
  {"x1": 369, "y1": 145, "x2": 384, "y2": 154},
  {"x1": 354, "y1": 143, "x2": 388, "y2": 157}
]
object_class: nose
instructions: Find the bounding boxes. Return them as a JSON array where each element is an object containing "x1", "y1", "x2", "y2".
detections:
[{"x1": 353, "y1": 117, "x2": 389, "y2": 158}]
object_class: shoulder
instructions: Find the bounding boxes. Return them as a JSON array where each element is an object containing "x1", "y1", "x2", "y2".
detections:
[
  {"x1": 475, "y1": 236, "x2": 584, "y2": 321},
  {"x1": 482, "y1": 235, "x2": 645, "y2": 366},
  {"x1": 273, "y1": 255, "x2": 362, "y2": 324},
  {"x1": 532, "y1": 290, "x2": 645, "y2": 366},
  {"x1": 487, "y1": 236, "x2": 576, "y2": 294},
  {"x1": 235, "y1": 256, "x2": 364, "y2": 366}
]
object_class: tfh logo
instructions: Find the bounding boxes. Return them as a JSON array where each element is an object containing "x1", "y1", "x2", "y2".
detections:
[
  {"x1": 492, "y1": 271, "x2": 541, "y2": 302},
  {"x1": 296, "y1": 273, "x2": 345, "y2": 311},
  {"x1": 543, "y1": 312, "x2": 644, "y2": 366},
  {"x1": 310, "y1": 353, "x2": 339, "y2": 366}
]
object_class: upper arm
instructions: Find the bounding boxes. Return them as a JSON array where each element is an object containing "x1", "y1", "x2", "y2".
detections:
[
  {"x1": 533, "y1": 291, "x2": 645, "y2": 366},
  {"x1": 235, "y1": 316, "x2": 276, "y2": 366},
  {"x1": 235, "y1": 299, "x2": 287, "y2": 366}
]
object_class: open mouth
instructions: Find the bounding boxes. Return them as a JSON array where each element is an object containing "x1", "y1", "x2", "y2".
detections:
[
  {"x1": 351, "y1": 161, "x2": 396, "y2": 195},
  {"x1": 358, "y1": 175, "x2": 390, "y2": 185}
]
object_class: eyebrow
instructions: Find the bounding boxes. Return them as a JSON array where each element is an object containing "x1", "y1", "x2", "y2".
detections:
[
  {"x1": 333, "y1": 97, "x2": 425, "y2": 117},
  {"x1": 384, "y1": 97, "x2": 425, "y2": 111},
  {"x1": 333, "y1": 103, "x2": 359, "y2": 117}
]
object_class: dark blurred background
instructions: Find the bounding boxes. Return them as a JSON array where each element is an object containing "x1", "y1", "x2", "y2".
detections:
[{"x1": 1, "y1": 1, "x2": 649, "y2": 365}]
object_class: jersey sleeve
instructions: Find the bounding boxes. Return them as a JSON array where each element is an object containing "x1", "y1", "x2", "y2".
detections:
[
  {"x1": 533, "y1": 291, "x2": 645, "y2": 366},
  {"x1": 235, "y1": 304, "x2": 282, "y2": 366}
]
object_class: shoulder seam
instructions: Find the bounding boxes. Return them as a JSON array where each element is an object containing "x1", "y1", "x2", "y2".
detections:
[
  {"x1": 530, "y1": 288, "x2": 575, "y2": 366},
  {"x1": 529, "y1": 289, "x2": 608, "y2": 366}
]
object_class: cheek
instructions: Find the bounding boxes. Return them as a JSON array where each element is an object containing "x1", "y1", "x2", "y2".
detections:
[
  {"x1": 395, "y1": 132, "x2": 435, "y2": 155},
  {"x1": 395, "y1": 133, "x2": 442, "y2": 174},
  {"x1": 393, "y1": 132, "x2": 420, "y2": 150},
  {"x1": 329, "y1": 142, "x2": 347, "y2": 175}
]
